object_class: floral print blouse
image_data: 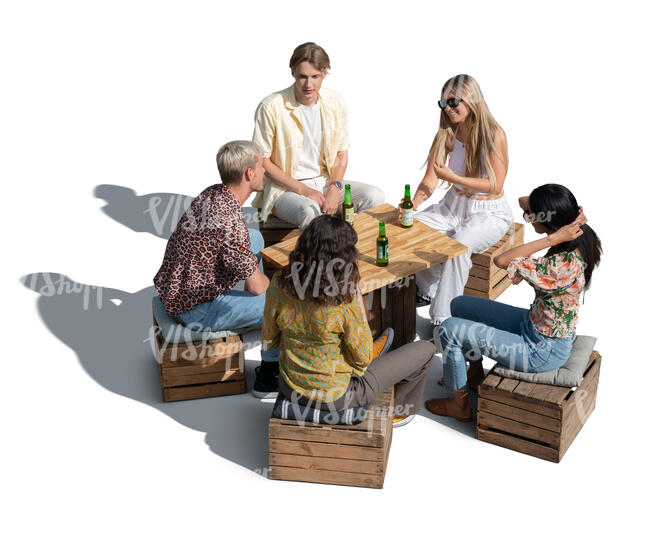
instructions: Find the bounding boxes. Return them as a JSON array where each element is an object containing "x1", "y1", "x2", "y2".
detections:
[
  {"x1": 262, "y1": 274, "x2": 373, "y2": 403},
  {"x1": 507, "y1": 250, "x2": 585, "y2": 338}
]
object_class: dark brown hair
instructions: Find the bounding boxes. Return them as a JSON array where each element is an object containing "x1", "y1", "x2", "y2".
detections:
[
  {"x1": 278, "y1": 215, "x2": 360, "y2": 305},
  {"x1": 289, "y1": 42, "x2": 330, "y2": 73},
  {"x1": 529, "y1": 183, "x2": 602, "y2": 288}
]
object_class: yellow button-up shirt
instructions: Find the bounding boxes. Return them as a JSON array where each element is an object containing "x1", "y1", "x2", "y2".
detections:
[
  {"x1": 262, "y1": 274, "x2": 373, "y2": 403},
  {"x1": 251, "y1": 85, "x2": 350, "y2": 221}
]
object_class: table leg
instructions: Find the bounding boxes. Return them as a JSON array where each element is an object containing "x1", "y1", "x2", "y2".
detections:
[{"x1": 363, "y1": 276, "x2": 416, "y2": 351}]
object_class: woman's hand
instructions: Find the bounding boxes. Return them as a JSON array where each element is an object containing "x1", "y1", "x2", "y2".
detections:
[
  {"x1": 518, "y1": 196, "x2": 530, "y2": 212},
  {"x1": 550, "y1": 209, "x2": 587, "y2": 245},
  {"x1": 432, "y1": 162, "x2": 457, "y2": 183},
  {"x1": 397, "y1": 197, "x2": 420, "y2": 219}
]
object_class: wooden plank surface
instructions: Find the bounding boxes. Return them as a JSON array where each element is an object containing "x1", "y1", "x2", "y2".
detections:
[
  {"x1": 156, "y1": 333, "x2": 243, "y2": 366},
  {"x1": 478, "y1": 398, "x2": 562, "y2": 433},
  {"x1": 479, "y1": 383, "x2": 563, "y2": 419},
  {"x1": 477, "y1": 410, "x2": 561, "y2": 446},
  {"x1": 269, "y1": 438, "x2": 384, "y2": 462},
  {"x1": 528, "y1": 383, "x2": 572, "y2": 406},
  {"x1": 269, "y1": 453, "x2": 384, "y2": 475},
  {"x1": 477, "y1": 427, "x2": 559, "y2": 463},
  {"x1": 558, "y1": 352, "x2": 601, "y2": 460},
  {"x1": 269, "y1": 466, "x2": 383, "y2": 488},
  {"x1": 261, "y1": 203, "x2": 467, "y2": 295},
  {"x1": 162, "y1": 379, "x2": 246, "y2": 402},
  {"x1": 161, "y1": 366, "x2": 244, "y2": 388}
]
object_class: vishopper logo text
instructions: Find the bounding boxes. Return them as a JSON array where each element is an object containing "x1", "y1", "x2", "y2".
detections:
[{"x1": 26, "y1": 273, "x2": 103, "y2": 311}]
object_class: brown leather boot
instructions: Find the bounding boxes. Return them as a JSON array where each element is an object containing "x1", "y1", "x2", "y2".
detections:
[
  {"x1": 425, "y1": 390, "x2": 473, "y2": 422},
  {"x1": 467, "y1": 360, "x2": 485, "y2": 391}
]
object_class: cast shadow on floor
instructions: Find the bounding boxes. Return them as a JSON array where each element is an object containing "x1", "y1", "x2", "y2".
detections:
[
  {"x1": 22, "y1": 272, "x2": 273, "y2": 475},
  {"x1": 94, "y1": 184, "x2": 260, "y2": 239}
]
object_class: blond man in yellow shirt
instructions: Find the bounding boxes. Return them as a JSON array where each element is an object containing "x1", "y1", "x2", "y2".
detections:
[{"x1": 252, "y1": 42, "x2": 384, "y2": 229}]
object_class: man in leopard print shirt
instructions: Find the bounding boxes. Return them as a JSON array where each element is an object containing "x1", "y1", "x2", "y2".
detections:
[{"x1": 154, "y1": 140, "x2": 280, "y2": 398}]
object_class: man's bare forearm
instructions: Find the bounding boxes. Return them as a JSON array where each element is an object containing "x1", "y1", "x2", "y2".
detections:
[{"x1": 262, "y1": 158, "x2": 304, "y2": 194}]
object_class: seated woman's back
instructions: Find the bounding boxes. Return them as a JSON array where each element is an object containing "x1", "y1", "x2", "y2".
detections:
[
  {"x1": 262, "y1": 215, "x2": 372, "y2": 404},
  {"x1": 265, "y1": 274, "x2": 372, "y2": 403}
]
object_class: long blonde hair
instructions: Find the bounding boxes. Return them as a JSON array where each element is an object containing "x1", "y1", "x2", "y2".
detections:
[{"x1": 427, "y1": 74, "x2": 507, "y2": 194}]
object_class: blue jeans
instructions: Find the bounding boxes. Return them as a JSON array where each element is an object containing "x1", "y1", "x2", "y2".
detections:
[
  {"x1": 178, "y1": 228, "x2": 279, "y2": 362},
  {"x1": 439, "y1": 296, "x2": 574, "y2": 390}
]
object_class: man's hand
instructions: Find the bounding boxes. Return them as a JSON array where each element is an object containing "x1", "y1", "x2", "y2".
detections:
[
  {"x1": 322, "y1": 187, "x2": 339, "y2": 214},
  {"x1": 300, "y1": 185, "x2": 325, "y2": 209}
]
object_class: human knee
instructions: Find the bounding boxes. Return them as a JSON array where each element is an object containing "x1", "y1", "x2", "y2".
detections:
[
  {"x1": 297, "y1": 202, "x2": 321, "y2": 229},
  {"x1": 367, "y1": 186, "x2": 385, "y2": 208},
  {"x1": 439, "y1": 317, "x2": 464, "y2": 348},
  {"x1": 450, "y1": 295, "x2": 474, "y2": 317},
  {"x1": 410, "y1": 340, "x2": 436, "y2": 368}
]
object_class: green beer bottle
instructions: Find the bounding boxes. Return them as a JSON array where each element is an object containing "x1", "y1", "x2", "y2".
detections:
[
  {"x1": 376, "y1": 221, "x2": 389, "y2": 266},
  {"x1": 342, "y1": 184, "x2": 354, "y2": 225},
  {"x1": 400, "y1": 184, "x2": 414, "y2": 227}
]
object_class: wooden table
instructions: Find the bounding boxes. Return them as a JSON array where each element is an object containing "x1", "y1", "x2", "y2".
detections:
[{"x1": 261, "y1": 203, "x2": 467, "y2": 349}]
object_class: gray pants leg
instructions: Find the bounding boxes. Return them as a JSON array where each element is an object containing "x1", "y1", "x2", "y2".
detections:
[{"x1": 344, "y1": 341, "x2": 435, "y2": 417}]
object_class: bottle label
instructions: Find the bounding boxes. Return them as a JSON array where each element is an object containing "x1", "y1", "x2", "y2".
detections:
[
  {"x1": 377, "y1": 244, "x2": 388, "y2": 261},
  {"x1": 401, "y1": 209, "x2": 413, "y2": 226},
  {"x1": 344, "y1": 207, "x2": 354, "y2": 224}
]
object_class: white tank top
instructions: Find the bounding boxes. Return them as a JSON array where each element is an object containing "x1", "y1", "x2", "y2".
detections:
[{"x1": 447, "y1": 136, "x2": 491, "y2": 196}]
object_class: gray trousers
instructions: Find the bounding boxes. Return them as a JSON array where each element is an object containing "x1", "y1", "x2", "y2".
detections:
[
  {"x1": 280, "y1": 341, "x2": 435, "y2": 417},
  {"x1": 272, "y1": 176, "x2": 385, "y2": 230}
]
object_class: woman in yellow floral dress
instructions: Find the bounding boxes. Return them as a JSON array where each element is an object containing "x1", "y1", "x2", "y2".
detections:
[
  {"x1": 262, "y1": 215, "x2": 435, "y2": 427},
  {"x1": 425, "y1": 184, "x2": 602, "y2": 422}
]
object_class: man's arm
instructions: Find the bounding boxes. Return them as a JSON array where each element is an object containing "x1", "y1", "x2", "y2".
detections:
[
  {"x1": 322, "y1": 150, "x2": 348, "y2": 214},
  {"x1": 253, "y1": 101, "x2": 324, "y2": 208},
  {"x1": 244, "y1": 267, "x2": 269, "y2": 295},
  {"x1": 262, "y1": 159, "x2": 325, "y2": 208}
]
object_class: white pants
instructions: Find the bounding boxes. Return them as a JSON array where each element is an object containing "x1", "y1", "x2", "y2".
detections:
[
  {"x1": 272, "y1": 176, "x2": 385, "y2": 230},
  {"x1": 415, "y1": 188, "x2": 513, "y2": 324}
]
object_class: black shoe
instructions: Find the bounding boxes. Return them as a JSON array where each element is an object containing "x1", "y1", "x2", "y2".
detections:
[
  {"x1": 416, "y1": 289, "x2": 432, "y2": 307},
  {"x1": 252, "y1": 361, "x2": 279, "y2": 399}
]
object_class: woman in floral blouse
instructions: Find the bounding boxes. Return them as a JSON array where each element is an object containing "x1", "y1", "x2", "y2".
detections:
[
  {"x1": 263, "y1": 215, "x2": 435, "y2": 427},
  {"x1": 426, "y1": 184, "x2": 602, "y2": 421}
]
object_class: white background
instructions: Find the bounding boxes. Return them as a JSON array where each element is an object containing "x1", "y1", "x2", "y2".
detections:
[{"x1": 3, "y1": 1, "x2": 648, "y2": 535}]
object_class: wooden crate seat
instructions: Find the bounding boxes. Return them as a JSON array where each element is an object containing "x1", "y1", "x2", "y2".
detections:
[
  {"x1": 476, "y1": 351, "x2": 602, "y2": 462},
  {"x1": 152, "y1": 299, "x2": 246, "y2": 402},
  {"x1": 268, "y1": 388, "x2": 394, "y2": 488},
  {"x1": 464, "y1": 222, "x2": 524, "y2": 300}
]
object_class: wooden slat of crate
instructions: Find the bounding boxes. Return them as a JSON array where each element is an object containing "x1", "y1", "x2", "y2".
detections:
[
  {"x1": 471, "y1": 223, "x2": 525, "y2": 267},
  {"x1": 464, "y1": 223, "x2": 524, "y2": 300},
  {"x1": 155, "y1": 329, "x2": 244, "y2": 368},
  {"x1": 466, "y1": 269, "x2": 508, "y2": 293},
  {"x1": 160, "y1": 365, "x2": 244, "y2": 388},
  {"x1": 476, "y1": 428, "x2": 560, "y2": 462},
  {"x1": 559, "y1": 352, "x2": 601, "y2": 459},
  {"x1": 477, "y1": 351, "x2": 601, "y2": 462},
  {"x1": 478, "y1": 398, "x2": 562, "y2": 433},
  {"x1": 269, "y1": 438, "x2": 385, "y2": 462},
  {"x1": 153, "y1": 315, "x2": 247, "y2": 402},
  {"x1": 162, "y1": 379, "x2": 246, "y2": 403},
  {"x1": 269, "y1": 388, "x2": 394, "y2": 488},
  {"x1": 479, "y1": 375, "x2": 563, "y2": 419},
  {"x1": 477, "y1": 410, "x2": 561, "y2": 445}
]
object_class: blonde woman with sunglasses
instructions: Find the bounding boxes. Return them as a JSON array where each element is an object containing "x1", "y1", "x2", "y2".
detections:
[{"x1": 409, "y1": 74, "x2": 513, "y2": 325}]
